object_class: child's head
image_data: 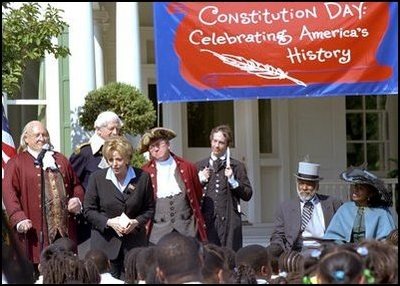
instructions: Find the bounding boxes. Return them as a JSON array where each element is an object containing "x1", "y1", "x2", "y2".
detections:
[{"x1": 316, "y1": 250, "x2": 364, "y2": 284}]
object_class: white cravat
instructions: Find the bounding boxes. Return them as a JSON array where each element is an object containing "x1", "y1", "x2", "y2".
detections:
[
  {"x1": 156, "y1": 155, "x2": 182, "y2": 198},
  {"x1": 27, "y1": 147, "x2": 57, "y2": 170}
]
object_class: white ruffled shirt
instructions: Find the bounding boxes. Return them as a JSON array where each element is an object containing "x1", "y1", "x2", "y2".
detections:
[
  {"x1": 27, "y1": 146, "x2": 58, "y2": 170},
  {"x1": 156, "y1": 155, "x2": 182, "y2": 198}
]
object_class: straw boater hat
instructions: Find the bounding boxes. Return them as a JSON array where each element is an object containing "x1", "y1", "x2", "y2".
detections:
[
  {"x1": 294, "y1": 162, "x2": 323, "y2": 181},
  {"x1": 340, "y1": 166, "x2": 391, "y2": 205},
  {"x1": 138, "y1": 127, "x2": 176, "y2": 154}
]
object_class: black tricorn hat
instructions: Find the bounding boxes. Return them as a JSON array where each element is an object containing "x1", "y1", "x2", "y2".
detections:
[{"x1": 138, "y1": 127, "x2": 176, "y2": 154}]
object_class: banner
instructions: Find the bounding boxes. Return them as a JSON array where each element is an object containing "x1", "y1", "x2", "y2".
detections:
[{"x1": 154, "y1": 2, "x2": 398, "y2": 103}]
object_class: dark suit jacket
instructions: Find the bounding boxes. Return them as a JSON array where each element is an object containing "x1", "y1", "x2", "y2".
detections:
[
  {"x1": 83, "y1": 167, "x2": 155, "y2": 260},
  {"x1": 270, "y1": 193, "x2": 342, "y2": 251}
]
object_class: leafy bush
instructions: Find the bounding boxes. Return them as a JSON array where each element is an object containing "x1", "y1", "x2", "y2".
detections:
[
  {"x1": 79, "y1": 82, "x2": 156, "y2": 135},
  {"x1": 79, "y1": 82, "x2": 156, "y2": 167}
]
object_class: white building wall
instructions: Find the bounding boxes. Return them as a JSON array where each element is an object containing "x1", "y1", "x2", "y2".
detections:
[
  {"x1": 57, "y1": 2, "x2": 96, "y2": 148},
  {"x1": 288, "y1": 97, "x2": 347, "y2": 185},
  {"x1": 116, "y1": 2, "x2": 141, "y2": 90}
]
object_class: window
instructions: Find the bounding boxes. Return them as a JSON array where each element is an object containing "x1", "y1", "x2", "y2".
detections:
[
  {"x1": 4, "y1": 60, "x2": 46, "y2": 149},
  {"x1": 148, "y1": 84, "x2": 162, "y2": 127},
  {"x1": 258, "y1": 99, "x2": 272, "y2": 153},
  {"x1": 187, "y1": 101, "x2": 234, "y2": 147},
  {"x1": 346, "y1": 95, "x2": 389, "y2": 173}
]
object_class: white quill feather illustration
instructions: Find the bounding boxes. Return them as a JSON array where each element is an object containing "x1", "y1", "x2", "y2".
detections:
[{"x1": 201, "y1": 49, "x2": 307, "y2": 87}]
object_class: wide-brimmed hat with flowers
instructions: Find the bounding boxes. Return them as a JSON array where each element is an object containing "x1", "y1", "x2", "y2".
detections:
[{"x1": 340, "y1": 166, "x2": 392, "y2": 205}]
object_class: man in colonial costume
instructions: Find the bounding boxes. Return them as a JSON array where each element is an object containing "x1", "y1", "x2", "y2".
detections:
[
  {"x1": 2, "y1": 121, "x2": 84, "y2": 272},
  {"x1": 196, "y1": 124, "x2": 253, "y2": 251},
  {"x1": 139, "y1": 127, "x2": 207, "y2": 244}
]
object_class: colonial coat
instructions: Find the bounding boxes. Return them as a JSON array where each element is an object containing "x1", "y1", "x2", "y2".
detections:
[
  {"x1": 270, "y1": 194, "x2": 342, "y2": 251},
  {"x1": 142, "y1": 153, "x2": 208, "y2": 242},
  {"x1": 196, "y1": 157, "x2": 253, "y2": 251},
  {"x1": 69, "y1": 143, "x2": 102, "y2": 191},
  {"x1": 83, "y1": 167, "x2": 155, "y2": 260},
  {"x1": 2, "y1": 151, "x2": 84, "y2": 264}
]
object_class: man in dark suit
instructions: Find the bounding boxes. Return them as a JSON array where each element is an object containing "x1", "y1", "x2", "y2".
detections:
[
  {"x1": 269, "y1": 161, "x2": 342, "y2": 257},
  {"x1": 70, "y1": 111, "x2": 123, "y2": 257},
  {"x1": 196, "y1": 125, "x2": 253, "y2": 251}
]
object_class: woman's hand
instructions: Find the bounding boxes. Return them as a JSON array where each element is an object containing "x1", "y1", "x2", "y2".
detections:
[
  {"x1": 107, "y1": 216, "x2": 124, "y2": 237},
  {"x1": 122, "y1": 219, "x2": 139, "y2": 235}
]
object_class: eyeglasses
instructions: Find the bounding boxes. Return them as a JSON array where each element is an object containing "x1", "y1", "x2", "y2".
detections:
[
  {"x1": 149, "y1": 140, "x2": 167, "y2": 151},
  {"x1": 26, "y1": 131, "x2": 49, "y2": 140}
]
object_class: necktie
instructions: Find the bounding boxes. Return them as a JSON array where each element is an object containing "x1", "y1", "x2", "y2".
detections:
[
  {"x1": 213, "y1": 158, "x2": 224, "y2": 171},
  {"x1": 301, "y1": 201, "x2": 314, "y2": 231},
  {"x1": 352, "y1": 207, "x2": 365, "y2": 243}
]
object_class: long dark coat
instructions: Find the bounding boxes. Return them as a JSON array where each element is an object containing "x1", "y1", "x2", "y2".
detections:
[
  {"x1": 196, "y1": 157, "x2": 253, "y2": 251},
  {"x1": 69, "y1": 143, "x2": 102, "y2": 191}
]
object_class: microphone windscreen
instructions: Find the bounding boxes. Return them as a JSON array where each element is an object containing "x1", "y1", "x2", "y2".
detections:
[{"x1": 42, "y1": 143, "x2": 50, "y2": 150}]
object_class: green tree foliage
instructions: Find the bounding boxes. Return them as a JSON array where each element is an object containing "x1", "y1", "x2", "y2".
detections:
[
  {"x1": 2, "y1": 2, "x2": 70, "y2": 97},
  {"x1": 79, "y1": 82, "x2": 156, "y2": 135},
  {"x1": 79, "y1": 82, "x2": 157, "y2": 167}
]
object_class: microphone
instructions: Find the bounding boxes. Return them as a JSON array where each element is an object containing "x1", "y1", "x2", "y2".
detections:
[{"x1": 34, "y1": 143, "x2": 52, "y2": 166}]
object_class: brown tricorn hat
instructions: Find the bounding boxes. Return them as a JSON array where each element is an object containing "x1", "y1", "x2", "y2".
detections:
[{"x1": 138, "y1": 127, "x2": 176, "y2": 154}]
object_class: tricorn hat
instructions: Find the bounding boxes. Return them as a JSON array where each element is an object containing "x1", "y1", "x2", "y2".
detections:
[
  {"x1": 340, "y1": 166, "x2": 391, "y2": 204},
  {"x1": 138, "y1": 127, "x2": 176, "y2": 154},
  {"x1": 294, "y1": 162, "x2": 323, "y2": 181}
]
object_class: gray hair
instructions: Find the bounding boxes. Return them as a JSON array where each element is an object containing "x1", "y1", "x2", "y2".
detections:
[
  {"x1": 94, "y1": 111, "x2": 123, "y2": 130},
  {"x1": 18, "y1": 120, "x2": 50, "y2": 153}
]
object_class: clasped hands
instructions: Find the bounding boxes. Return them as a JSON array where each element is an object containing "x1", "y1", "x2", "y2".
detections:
[
  {"x1": 199, "y1": 165, "x2": 233, "y2": 183},
  {"x1": 107, "y1": 215, "x2": 139, "y2": 237}
]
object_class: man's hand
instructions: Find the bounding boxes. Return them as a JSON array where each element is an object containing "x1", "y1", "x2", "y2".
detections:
[
  {"x1": 198, "y1": 167, "x2": 212, "y2": 183},
  {"x1": 67, "y1": 197, "x2": 82, "y2": 214},
  {"x1": 16, "y1": 219, "x2": 32, "y2": 234},
  {"x1": 225, "y1": 165, "x2": 233, "y2": 179}
]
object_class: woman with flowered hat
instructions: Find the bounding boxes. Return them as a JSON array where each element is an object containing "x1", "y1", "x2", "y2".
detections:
[{"x1": 324, "y1": 167, "x2": 395, "y2": 243}]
